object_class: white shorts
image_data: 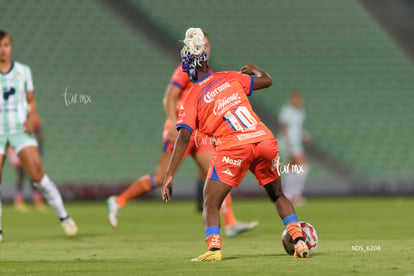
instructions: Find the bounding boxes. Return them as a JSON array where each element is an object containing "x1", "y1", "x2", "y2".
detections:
[{"x1": 0, "y1": 131, "x2": 38, "y2": 155}]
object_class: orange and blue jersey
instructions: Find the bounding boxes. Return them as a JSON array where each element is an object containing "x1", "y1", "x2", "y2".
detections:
[
  {"x1": 162, "y1": 64, "x2": 193, "y2": 146},
  {"x1": 176, "y1": 71, "x2": 274, "y2": 150},
  {"x1": 163, "y1": 63, "x2": 193, "y2": 142},
  {"x1": 169, "y1": 64, "x2": 193, "y2": 113},
  {"x1": 163, "y1": 64, "x2": 214, "y2": 154}
]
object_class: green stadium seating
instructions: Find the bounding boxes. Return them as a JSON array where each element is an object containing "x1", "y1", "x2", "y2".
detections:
[
  {"x1": 129, "y1": 0, "x2": 414, "y2": 179},
  {"x1": 1, "y1": 0, "x2": 179, "y2": 182},
  {"x1": 1, "y1": 0, "x2": 412, "y2": 188}
]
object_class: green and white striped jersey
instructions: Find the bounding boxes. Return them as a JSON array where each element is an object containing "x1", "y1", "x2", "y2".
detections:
[{"x1": 0, "y1": 61, "x2": 33, "y2": 135}]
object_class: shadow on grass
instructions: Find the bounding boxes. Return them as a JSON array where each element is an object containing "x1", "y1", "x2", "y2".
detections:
[
  {"x1": 224, "y1": 252, "x2": 323, "y2": 261},
  {"x1": 224, "y1": 253, "x2": 286, "y2": 260}
]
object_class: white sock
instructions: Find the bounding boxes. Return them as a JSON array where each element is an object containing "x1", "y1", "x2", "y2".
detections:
[{"x1": 34, "y1": 175, "x2": 68, "y2": 220}]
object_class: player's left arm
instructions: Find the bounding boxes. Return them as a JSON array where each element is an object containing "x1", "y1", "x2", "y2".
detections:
[
  {"x1": 161, "y1": 128, "x2": 191, "y2": 202},
  {"x1": 23, "y1": 91, "x2": 37, "y2": 134}
]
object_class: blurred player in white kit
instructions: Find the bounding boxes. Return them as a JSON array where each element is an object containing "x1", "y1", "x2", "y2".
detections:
[{"x1": 278, "y1": 92, "x2": 311, "y2": 205}]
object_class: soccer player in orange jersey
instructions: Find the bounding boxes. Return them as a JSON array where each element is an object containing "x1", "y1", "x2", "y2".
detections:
[
  {"x1": 107, "y1": 33, "x2": 258, "y2": 237},
  {"x1": 161, "y1": 28, "x2": 309, "y2": 261}
]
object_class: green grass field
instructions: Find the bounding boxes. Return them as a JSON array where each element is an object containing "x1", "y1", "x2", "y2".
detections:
[{"x1": 0, "y1": 197, "x2": 413, "y2": 275}]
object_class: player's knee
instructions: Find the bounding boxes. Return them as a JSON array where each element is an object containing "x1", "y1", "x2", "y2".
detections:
[
  {"x1": 28, "y1": 167, "x2": 44, "y2": 183},
  {"x1": 23, "y1": 161, "x2": 44, "y2": 183},
  {"x1": 30, "y1": 173, "x2": 43, "y2": 183}
]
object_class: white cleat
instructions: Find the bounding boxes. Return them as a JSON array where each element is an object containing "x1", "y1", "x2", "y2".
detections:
[
  {"x1": 225, "y1": 220, "x2": 259, "y2": 238},
  {"x1": 61, "y1": 217, "x2": 78, "y2": 237},
  {"x1": 107, "y1": 196, "x2": 120, "y2": 228}
]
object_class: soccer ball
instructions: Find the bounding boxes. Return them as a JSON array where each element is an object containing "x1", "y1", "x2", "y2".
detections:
[{"x1": 281, "y1": 221, "x2": 318, "y2": 255}]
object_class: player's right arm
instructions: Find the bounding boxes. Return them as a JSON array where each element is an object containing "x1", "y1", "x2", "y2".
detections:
[
  {"x1": 161, "y1": 128, "x2": 191, "y2": 202},
  {"x1": 240, "y1": 64, "x2": 272, "y2": 90},
  {"x1": 161, "y1": 85, "x2": 198, "y2": 202}
]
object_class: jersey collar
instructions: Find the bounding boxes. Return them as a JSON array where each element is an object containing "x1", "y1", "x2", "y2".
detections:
[
  {"x1": 195, "y1": 72, "x2": 211, "y2": 84},
  {"x1": 0, "y1": 61, "x2": 14, "y2": 75}
]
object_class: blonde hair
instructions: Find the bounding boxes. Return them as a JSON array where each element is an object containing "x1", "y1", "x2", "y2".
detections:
[
  {"x1": 180, "y1": 28, "x2": 208, "y2": 81},
  {"x1": 181, "y1": 28, "x2": 207, "y2": 62}
]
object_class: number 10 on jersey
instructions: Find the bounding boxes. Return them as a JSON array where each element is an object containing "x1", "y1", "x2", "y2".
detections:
[{"x1": 223, "y1": 106, "x2": 257, "y2": 131}]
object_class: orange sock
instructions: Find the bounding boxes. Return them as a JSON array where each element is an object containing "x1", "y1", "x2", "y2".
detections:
[
  {"x1": 220, "y1": 194, "x2": 237, "y2": 227},
  {"x1": 286, "y1": 222, "x2": 304, "y2": 241},
  {"x1": 206, "y1": 234, "x2": 222, "y2": 250},
  {"x1": 116, "y1": 175, "x2": 154, "y2": 207}
]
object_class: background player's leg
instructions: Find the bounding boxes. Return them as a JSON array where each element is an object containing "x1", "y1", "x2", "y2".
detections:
[
  {"x1": 15, "y1": 167, "x2": 25, "y2": 198},
  {"x1": 32, "y1": 127, "x2": 45, "y2": 210},
  {"x1": 282, "y1": 171, "x2": 294, "y2": 200},
  {"x1": 115, "y1": 151, "x2": 173, "y2": 206},
  {"x1": 18, "y1": 146, "x2": 77, "y2": 236},
  {"x1": 7, "y1": 147, "x2": 28, "y2": 211},
  {"x1": 191, "y1": 152, "x2": 210, "y2": 212},
  {"x1": 219, "y1": 193, "x2": 237, "y2": 227},
  {"x1": 107, "y1": 152, "x2": 170, "y2": 228},
  {"x1": 291, "y1": 163, "x2": 308, "y2": 205},
  {"x1": 32, "y1": 181, "x2": 45, "y2": 211},
  {"x1": 0, "y1": 154, "x2": 5, "y2": 242},
  {"x1": 14, "y1": 166, "x2": 28, "y2": 212},
  {"x1": 195, "y1": 168, "x2": 204, "y2": 212},
  {"x1": 107, "y1": 151, "x2": 185, "y2": 228},
  {"x1": 286, "y1": 154, "x2": 308, "y2": 205}
]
